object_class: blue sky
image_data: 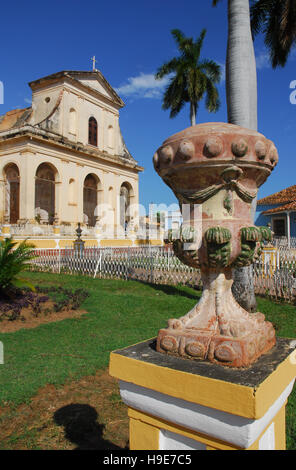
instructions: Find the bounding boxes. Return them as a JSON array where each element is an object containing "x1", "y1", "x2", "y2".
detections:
[{"x1": 1, "y1": 0, "x2": 295, "y2": 212}]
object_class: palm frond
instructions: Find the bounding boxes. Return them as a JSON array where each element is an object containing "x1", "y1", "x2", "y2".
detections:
[
  {"x1": 205, "y1": 78, "x2": 220, "y2": 113},
  {"x1": 250, "y1": 0, "x2": 273, "y2": 36},
  {"x1": 279, "y1": 0, "x2": 296, "y2": 50},
  {"x1": 193, "y1": 29, "x2": 207, "y2": 63},
  {"x1": 162, "y1": 75, "x2": 188, "y2": 117},
  {"x1": 155, "y1": 27, "x2": 221, "y2": 125},
  {"x1": 171, "y1": 29, "x2": 186, "y2": 47},
  {"x1": 199, "y1": 59, "x2": 222, "y2": 83},
  {"x1": 251, "y1": 0, "x2": 296, "y2": 68},
  {"x1": 155, "y1": 57, "x2": 180, "y2": 79}
]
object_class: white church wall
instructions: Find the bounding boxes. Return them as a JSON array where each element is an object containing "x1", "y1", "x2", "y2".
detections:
[
  {"x1": 30, "y1": 85, "x2": 63, "y2": 134},
  {"x1": 0, "y1": 71, "x2": 142, "y2": 234}
]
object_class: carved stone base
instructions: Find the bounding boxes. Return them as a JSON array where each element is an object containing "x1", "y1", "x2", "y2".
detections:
[
  {"x1": 157, "y1": 327, "x2": 276, "y2": 368},
  {"x1": 156, "y1": 269, "x2": 276, "y2": 368}
]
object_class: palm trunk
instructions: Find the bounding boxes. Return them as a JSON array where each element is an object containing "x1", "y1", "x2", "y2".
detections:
[
  {"x1": 227, "y1": 0, "x2": 258, "y2": 312},
  {"x1": 190, "y1": 102, "x2": 197, "y2": 126},
  {"x1": 226, "y1": 0, "x2": 257, "y2": 130}
]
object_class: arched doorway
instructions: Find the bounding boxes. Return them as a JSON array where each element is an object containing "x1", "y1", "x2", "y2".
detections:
[
  {"x1": 83, "y1": 174, "x2": 99, "y2": 227},
  {"x1": 120, "y1": 182, "x2": 132, "y2": 231},
  {"x1": 35, "y1": 163, "x2": 57, "y2": 224},
  {"x1": 4, "y1": 164, "x2": 20, "y2": 224}
]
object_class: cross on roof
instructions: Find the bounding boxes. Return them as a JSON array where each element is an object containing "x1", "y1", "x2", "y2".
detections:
[{"x1": 91, "y1": 56, "x2": 97, "y2": 71}]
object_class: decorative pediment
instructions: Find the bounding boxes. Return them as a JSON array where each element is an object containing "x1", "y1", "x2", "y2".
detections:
[
  {"x1": 29, "y1": 70, "x2": 124, "y2": 108},
  {"x1": 69, "y1": 71, "x2": 124, "y2": 107}
]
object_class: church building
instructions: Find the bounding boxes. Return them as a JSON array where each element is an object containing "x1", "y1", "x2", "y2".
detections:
[{"x1": 0, "y1": 69, "x2": 143, "y2": 243}]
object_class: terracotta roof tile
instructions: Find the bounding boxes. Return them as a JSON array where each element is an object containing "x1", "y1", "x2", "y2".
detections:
[
  {"x1": 257, "y1": 185, "x2": 296, "y2": 205},
  {"x1": 0, "y1": 107, "x2": 31, "y2": 131},
  {"x1": 262, "y1": 201, "x2": 296, "y2": 214}
]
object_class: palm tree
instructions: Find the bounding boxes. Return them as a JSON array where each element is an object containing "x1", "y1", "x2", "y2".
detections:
[
  {"x1": 212, "y1": 0, "x2": 296, "y2": 130},
  {"x1": 212, "y1": 0, "x2": 258, "y2": 312},
  {"x1": 251, "y1": 0, "x2": 296, "y2": 68},
  {"x1": 213, "y1": 0, "x2": 258, "y2": 131},
  {"x1": 212, "y1": 0, "x2": 296, "y2": 312},
  {"x1": 155, "y1": 29, "x2": 221, "y2": 126}
]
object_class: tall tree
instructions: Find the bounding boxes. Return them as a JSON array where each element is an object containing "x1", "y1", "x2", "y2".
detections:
[
  {"x1": 251, "y1": 0, "x2": 296, "y2": 68},
  {"x1": 213, "y1": 0, "x2": 258, "y2": 312},
  {"x1": 155, "y1": 29, "x2": 221, "y2": 126},
  {"x1": 213, "y1": 0, "x2": 258, "y2": 131},
  {"x1": 212, "y1": 0, "x2": 296, "y2": 312}
]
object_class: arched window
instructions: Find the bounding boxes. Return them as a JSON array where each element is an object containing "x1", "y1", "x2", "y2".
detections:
[
  {"x1": 4, "y1": 164, "x2": 20, "y2": 224},
  {"x1": 120, "y1": 182, "x2": 132, "y2": 230},
  {"x1": 35, "y1": 163, "x2": 57, "y2": 225},
  {"x1": 88, "y1": 117, "x2": 98, "y2": 146},
  {"x1": 69, "y1": 108, "x2": 76, "y2": 135},
  {"x1": 83, "y1": 174, "x2": 99, "y2": 227}
]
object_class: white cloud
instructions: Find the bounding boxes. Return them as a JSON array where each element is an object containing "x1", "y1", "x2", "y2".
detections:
[
  {"x1": 116, "y1": 48, "x2": 295, "y2": 100},
  {"x1": 217, "y1": 62, "x2": 226, "y2": 83},
  {"x1": 115, "y1": 72, "x2": 171, "y2": 99},
  {"x1": 255, "y1": 51, "x2": 270, "y2": 70},
  {"x1": 24, "y1": 97, "x2": 32, "y2": 105}
]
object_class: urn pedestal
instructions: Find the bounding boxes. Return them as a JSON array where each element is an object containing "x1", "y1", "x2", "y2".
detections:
[
  {"x1": 109, "y1": 122, "x2": 296, "y2": 450},
  {"x1": 153, "y1": 123, "x2": 279, "y2": 368}
]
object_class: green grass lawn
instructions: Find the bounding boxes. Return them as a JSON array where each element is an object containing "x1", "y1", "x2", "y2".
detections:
[{"x1": 0, "y1": 271, "x2": 295, "y2": 449}]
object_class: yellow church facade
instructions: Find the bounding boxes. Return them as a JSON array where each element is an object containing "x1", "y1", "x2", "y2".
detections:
[{"x1": 0, "y1": 70, "x2": 149, "y2": 246}]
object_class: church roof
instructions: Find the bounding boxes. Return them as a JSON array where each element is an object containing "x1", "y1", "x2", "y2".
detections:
[
  {"x1": 0, "y1": 107, "x2": 31, "y2": 131},
  {"x1": 28, "y1": 70, "x2": 125, "y2": 107}
]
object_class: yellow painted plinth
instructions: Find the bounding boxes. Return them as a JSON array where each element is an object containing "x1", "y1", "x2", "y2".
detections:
[
  {"x1": 126, "y1": 400, "x2": 286, "y2": 451},
  {"x1": 109, "y1": 337, "x2": 296, "y2": 451}
]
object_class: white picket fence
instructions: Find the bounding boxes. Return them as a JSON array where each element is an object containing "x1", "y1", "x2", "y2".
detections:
[
  {"x1": 30, "y1": 245, "x2": 296, "y2": 301},
  {"x1": 30, "y1": 246, "x2": 201, "y2": 286},
  {"x1": 273, "y1": 236, "x2": 296, "y2": 249}
]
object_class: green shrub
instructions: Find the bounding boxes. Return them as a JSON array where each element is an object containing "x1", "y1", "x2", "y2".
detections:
[{"x1": 0, "y1": 238, "x2": 36, "y2": 294}]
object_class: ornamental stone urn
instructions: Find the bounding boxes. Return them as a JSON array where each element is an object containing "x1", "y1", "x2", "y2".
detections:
[{"x1": 153, "y1": 123, "x2": 278, "y2": 368}]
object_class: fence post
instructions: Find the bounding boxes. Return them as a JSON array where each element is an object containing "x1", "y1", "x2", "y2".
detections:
[
  {"x1": 93, "y1": 253, "x2": 101, "y2": 279},
  {"x1": 150, "y1": 251, "x2": 154, "y2": 284},
  {"x1": 125, "y1": 251, "x2": 128, "y2": 281}
]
